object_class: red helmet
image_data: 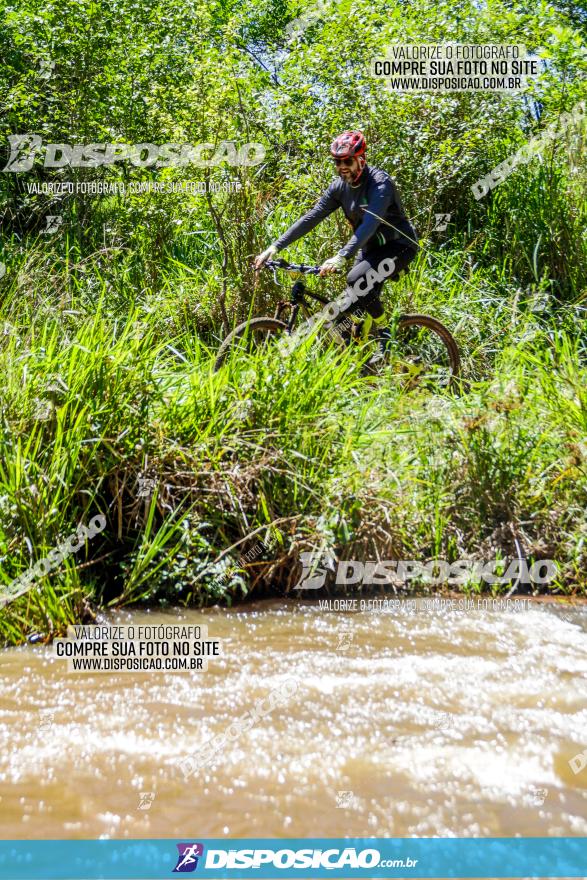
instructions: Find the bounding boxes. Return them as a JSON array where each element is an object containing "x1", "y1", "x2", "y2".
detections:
[{"x1": 330, "y1": 130, "x2": 367, "y2": 159}]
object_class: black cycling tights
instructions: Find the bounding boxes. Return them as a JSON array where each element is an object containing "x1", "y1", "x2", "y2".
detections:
[{"x1": 342, "y1": 241, "x2": 417, "y2": 321}]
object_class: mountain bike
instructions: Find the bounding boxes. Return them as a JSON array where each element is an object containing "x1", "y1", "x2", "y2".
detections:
[{"x1": 213, "y1": 259, "x2": 460, "y2": 387}]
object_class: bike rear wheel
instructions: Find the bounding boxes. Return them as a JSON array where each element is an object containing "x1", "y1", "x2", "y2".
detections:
[
  {"x1": 213, "y1": 317, "x2": 288, "y2": 372},
  {"x1": 370, "y1": 313, "x2": 460, "y2": 389}
]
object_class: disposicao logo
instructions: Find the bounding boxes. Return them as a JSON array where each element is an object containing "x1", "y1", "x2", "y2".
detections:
[
  {"x1": 173, "y1": 843, "x2": 204, "y2": 873},
  {"x1": 201, "y1": 847, "x2": 383, "y2": 870},
  {"x1": 2, "y1": 135, "x2": 265, "y2": 171}
]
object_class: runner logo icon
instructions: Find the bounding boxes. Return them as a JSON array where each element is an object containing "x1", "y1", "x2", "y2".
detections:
[
  {"x1": 294, "y1": 551, "x2": 327, "y2": 590},
  {"x1": 173, "y1": 843, "x2": 204, "y2": 872}
]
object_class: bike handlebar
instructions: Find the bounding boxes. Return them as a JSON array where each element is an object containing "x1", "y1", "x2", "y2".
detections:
[{"x1": 263, "y1": 258, "x2": 322, "y2": 276}]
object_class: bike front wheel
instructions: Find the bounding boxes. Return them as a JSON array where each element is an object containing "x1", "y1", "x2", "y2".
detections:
[{"x1": 213, "y1": 317, "x2": 288, "y2": 372}]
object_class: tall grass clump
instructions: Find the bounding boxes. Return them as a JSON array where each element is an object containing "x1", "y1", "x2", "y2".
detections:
[{"x1": 1, "y1": 248, "x2": 586, "y2": 646}]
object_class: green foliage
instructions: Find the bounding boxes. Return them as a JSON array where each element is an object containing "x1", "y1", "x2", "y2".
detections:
[{"x1": 0, "y1": 0, "x2": 586, "y2": 642}]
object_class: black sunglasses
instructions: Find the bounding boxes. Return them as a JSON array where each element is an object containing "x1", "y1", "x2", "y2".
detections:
[{"x1": 333, "y1": 156, "x2": 354, "y2": 166}]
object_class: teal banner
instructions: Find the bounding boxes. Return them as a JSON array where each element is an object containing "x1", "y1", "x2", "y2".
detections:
[{"x1": 0, "y1": 838, "x2": 585, "y2": 878}]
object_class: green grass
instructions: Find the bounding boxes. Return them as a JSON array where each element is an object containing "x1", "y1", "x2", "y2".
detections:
[
  {"x1": 0, "y1": 237, "x2": 586, "y2": 646},
  {"x1": 1, "y1": 0, "x2": 586, "y2": 648}
]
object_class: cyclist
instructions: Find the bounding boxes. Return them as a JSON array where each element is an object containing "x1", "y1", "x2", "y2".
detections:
[{"x1": 254, "y1": 130, "x2": 419, "y2": 357}]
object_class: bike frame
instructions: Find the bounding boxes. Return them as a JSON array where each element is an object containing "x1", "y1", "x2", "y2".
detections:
[
  {"x1": 264, "y1": 258, "x2": 368, "y2": 340},
  {"x1": 273, "y1": 279, "x2": 331, "y2": 334}
]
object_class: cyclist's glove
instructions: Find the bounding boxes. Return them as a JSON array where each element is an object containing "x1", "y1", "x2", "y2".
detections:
[
  {"x1": 254, "y1": 244, "x2": 278, "y2": 269},
  {"x1": 320, "y1": 253, "x2": 346, "y2": 273}
]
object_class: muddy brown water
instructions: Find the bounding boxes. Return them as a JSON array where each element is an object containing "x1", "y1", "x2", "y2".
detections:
[{"x1": 0, "y1": 599, "x2": 586, "y2": 840}]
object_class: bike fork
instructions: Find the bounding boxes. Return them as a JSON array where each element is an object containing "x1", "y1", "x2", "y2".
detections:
[{"x1": 275, "y1": 280, "x2": 306, "y2": 332}]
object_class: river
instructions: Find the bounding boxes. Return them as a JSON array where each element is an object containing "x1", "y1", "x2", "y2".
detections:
[{"x1": 1, "y1": 599, "x2": 586, "y2": 839}]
